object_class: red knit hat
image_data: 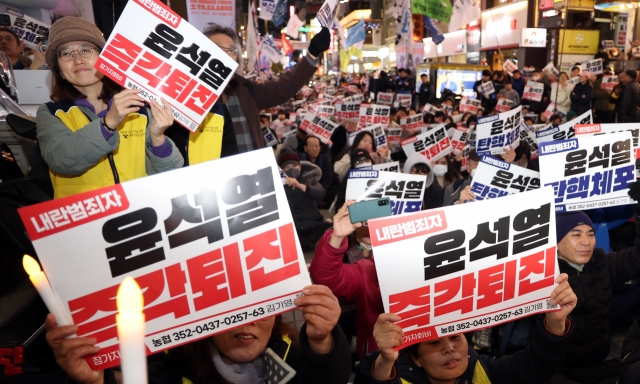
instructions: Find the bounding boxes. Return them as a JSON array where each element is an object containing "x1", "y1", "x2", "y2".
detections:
[{"x1": 278, "y1": 152, "x2": 300, "y2": 167}]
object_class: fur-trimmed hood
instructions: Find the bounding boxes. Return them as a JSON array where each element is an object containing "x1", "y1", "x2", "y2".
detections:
[{"x1": 403, "y1": 153, "x2": 434, "y2": 188}]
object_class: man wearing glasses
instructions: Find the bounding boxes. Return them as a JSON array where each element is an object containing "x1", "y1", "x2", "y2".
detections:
[{"x1": 0, "y1": 27, "x2": 32, "y2": 70}]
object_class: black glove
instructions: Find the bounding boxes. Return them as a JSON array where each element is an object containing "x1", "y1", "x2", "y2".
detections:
[
  {"x1": 628, "y1": 181, "x2": 640, "y2": 202},
  {"x1": 308, "y1": 27, "x2": 331, "y2": 57}
]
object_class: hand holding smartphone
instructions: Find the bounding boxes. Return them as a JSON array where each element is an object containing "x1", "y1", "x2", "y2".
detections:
[{"x1": 348, "y1": 198, "x2": 392, "y2": 224}]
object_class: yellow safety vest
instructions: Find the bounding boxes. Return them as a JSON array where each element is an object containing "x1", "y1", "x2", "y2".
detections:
[
  {"x1": 187, "y1": 111, "x2": 224, "y2": 165},
  {"x1": 49, "y1": 105, "x2": 148, "y2": 199},
  {"x1": 400, "y1": 360, "x2": 491, "y2": 384}
]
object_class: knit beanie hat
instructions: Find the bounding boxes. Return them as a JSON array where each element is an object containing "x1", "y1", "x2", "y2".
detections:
[
  {"x1": 555, "y1": 211, "x2": 594, "y2": 243},
  {"x1": 278, "y1": 152, "x2": 300, "y2": 168},
  {"x1": 46, "y1": 17, "x2": 106, "y2": 70}
]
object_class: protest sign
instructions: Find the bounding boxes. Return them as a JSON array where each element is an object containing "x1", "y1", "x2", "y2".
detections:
[
  {"x1": 567, "y1": 77, "x2": 580, "y2": 85},
  {"x1": 539, "y1": 132, "x2": 636, "y2": 211},
  {"x1": 542, "y1": 62, "x2": 560, "y2": 83},
  {"x1": 524, "y1": 113, "x2": 540, "y2": 123},
  {"x1": 423, "y1": 103, "x2": 441, "y2": 115},
  {"x1": 523, "y1": 81, "x2": 544, "y2": 102},
  {"x1": 451, "y1": 127, "x2": 469, "y2": 153},
  {"x1": 520, "y1": 122, "x2": 540, "y2": 160},
  {"x1": 443, "y1": 104, "x2": 454, "y2": 116},
  {"x1": 477, "y1": 81, "x2": 495, "y2": 97},
  {"x1": 372, "y1": 161, "x2": 400, "y2": 172},
  {"x1": 495, "y1": 98, "x2": 514, "y2": 113},
  {"x1": 400, "y1": 125, "x2": 453, "y2": 161},
  {"x1": 349, "y1": 93, "x2": 365, "y2": 102},
  {"x1": 536, "y1": 110, "x2": 592, "y2": 144},
  {"x1": 601, "y1": 75, "x2": 619, "y2": 91},
  {"x1": 633, "y1": 46, "x2": 640, "y2": 58},
  {"x1": 326, "y1": 86, "x2": 336, "y2": 95},
  {"x1": 386, "y1": 127, "x2": 403, "y2": 149},
  {"x1": 581, "y1": 58, "x2": 603, "y2": 75},
  {"x1": 368, "y1": 187, "x2": 559, "y2": 349},
  {"x1": 6, "y1": 8, "x2": 49, "y2": 50},
  {"x1": 261, "y1": 36, "x2": 282, "y2": 63},
  {"x1": 575, "y1": 123, "x2": 640, "y2": 164},
  {"x1": 522, "y1": 66, "x2": 536, "y2": 77},
  {"x1": 298, "y1": 114, "x2": 337, "y2": 144},
  {"x1": 285, "y1": 14, "x2": 304, "y2": 39},
  {"x1": 471, "y1": 155, "x2": 540, "y2": 201},
  {"x1": 400, "y1": 114, "x2": 423, "y2": 131},
  {"x1": 411, "y1": 0, "x2": 453, "y2": 23},
  {"x1": 397, "y1": 94, "x2": 412, "y2": 108},
  {"x1": 262, "y1": 126, "x2": 278, "y2": 147},
  {"x1": 18, "y1": 148, "x2": 311, "y2": 370},
  {"x1": 272, "y1": 0, "x2": 288, "y2": 26},
  {"x1": 459, "y1": 97, "x2": 482, "y2": 114},
  {"x1": 314, "y1": 105, "x2": 335, "y2": 117},
  {"x1": 316, "y1": 0, "x2": 339, "y2": 27},
  {"x1": 335, "y1": 101, "x2": 360, "y2": 122},
  {"x1": 542, "y1": 102, "x2": 568, "y2": 121},
  {"x1": 359, "y1": 104, "x2": 391, "y2": 128},
  {"x1": 318, "y1": 93, "x2": 336, "y2": 102},
  {"x1": 602, "y1": 40, "x2": 615, "y2": 49},
  {"x1": 259, "y1": 0, "x2": 277, "y2": 20},
  {"x1": 377, "y1": 92, "x2": 394, "y2": 106},
  {"x1": 503, "y1": 59, "x2": 518, "y2": 75},
  {"x1": 476, "y1": 106, "x2": 522, "y2": 155},
  {"x1": 346, "y1": 170, "x2": 427, "y2": 214},
  {"x1": 94, "y1": 0, "x2": 238, "y2": 132},
  {"x1": 348, "y1": 124, "x2": 389, "y2": 148}
]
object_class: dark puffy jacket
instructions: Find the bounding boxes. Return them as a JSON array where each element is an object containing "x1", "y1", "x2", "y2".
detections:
[
  {"x1": 97, "y1": 325, "x2": 352, "y2": 384},
  {"x1": 619, "y1": 319, "x2": 640, "y2": 383},
  {"x1": 354, "y1": 316, "x2": 574, "y2": 384},
  {"x1": 621, "y1": 81, "x2": 640, "y2": 122},
  {"x1": 285, "y1": 161, "x2": 325, "y2": 233},
  {"x1": 512, "y1": 77, "x2": 525, "y2": 97},
  {"x1": 570, "y1": 82, "x2": 593, "y2": 116},
  {"x1": 528, "y1": 78, "x2": 551, "y2": 114},
  {"x1": 558, "y1": 213, "x2": 640, "y2": 368}
]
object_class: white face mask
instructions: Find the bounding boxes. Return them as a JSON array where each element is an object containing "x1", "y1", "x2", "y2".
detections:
[
  {"x1": 470, "y1": 168, "x2": 477, "y2": 178},
  {"x1": 355, "y1": 162, "x2": 372, "y2": 168},
  {"x1": 359, "y1": 241, "x2": 372, "y2": 251},
  {"x1": 433, "y1": 164, "x2": 448, "y2": 176}
]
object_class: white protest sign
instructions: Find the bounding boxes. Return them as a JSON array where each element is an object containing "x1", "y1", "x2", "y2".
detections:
[
  {"x1": 298, "y1": 114, "x2": 337, "y2": 144},
  {"x1": 285, "y1": 15, "x2": 304, "y2": 39},
  {"x1": 423, "y1": 103, "x2": 441, "y2": 115},
  {"x1": 400, "y1": 125, "x2": 453, "y2": 161},
  {"x1": 316, "y1": 0, "x2": 339, "y2": 27},
  {"x1": 459, "y1": 97, "x2": 482, "y2": 114},
  {"x1": 368, "y1": 187, "x2": 559, "y2": 349},
  {"x1": 581, "y1": 58, "x2": 603, "y2": 75},
  {"x1": 633, "y1": 46, "x2": 640, "y2": 58},
  {"x1": 372, "y1": 161, "x2": 400, "y2": 173},
  {"x1": 536, "y1": 110, "x2": 592, "y2": 144},
  {"x1": 95, "y1": 0, "x2": 238, "y2": 132},
  {"x1": 335, "y1": 101, "x2": 361, "y2": 122},
  {"x1": 539, "y1": 132, "x2": 636, "y2": 212},
  {"x1": 503, "y1": 59, "x2": 518, "y2": 74},
  {"x1": 601, "y1": 75, "x2": 619, "y2": 91},
  {"x1": 262, "y1": 126, "x2": 278, "y2": 147},
  {"x1": 400, "y1": 114, "x2": 423, "y2": 131},
  {"x1": 471, "y1": 155, "x2": 541, "y2": 201},
  {"x1": 478, "y1": 81, "x2": 495, "y2": 97},
  {"x1": 345, "y1": 169, "x2": 427, "y2": 214},
  {"x1": 443, "y1": 105, "x2": 454, "y2": 116},
  {"x1": 6, "y1": 8, "x2": 49, "y2": 50},
  {"x1": 17, "y1": 148, "x2": 310, "y2": 370},
  {"x1": 451, "y1": 127, "x2": 469, "y2": 153},
  {"x1": 523, "y1": 81, "x2": 544, "y2": 102},
  {"x1": 542, "y1": 102, "x2": 568, "y2": 121},
  {"x1": 476, "y1": 106, "x2": 522, "y2": 155},
  {"x1": 575, "y1": 123, "x2": 640, "y2": 168},
  {"x1": 386, "y1": 127, "x2": 403, "y2": 149},
  {"x1": 602, "y1": 40, "x2": 615, "y2": 49},
  {"x1": 377, "y1": 92, "x2": 394, "y2": 105},
  {"x1": 349, "y1": 93, "x2": 365, "y2": 102},
  {"x1": 261, "y1": 36, "x2": 283, "y2": 63},
  {"x1": 542, "y1": 62, "x2": 560, "y2": 82},
  {"x1": 318, "y1": 93, "x2": 336, "y2": 102},
  {"x1": 495, "y1": 98, "x2": 514, "y2": 113},
  {"x1": 520, "y1": 122, "x2": 540, "y2": 160},
  {"x1": 259, "y1": 0, "x2": 277, "y2": 20},
  {"x1": 359, "y1": 104, "x2": 391, "y2": 128},
  {"x1": 567, "y1": 76, "x2": 580, "y2": 85},
  {"x1": 315, "y1": 105, "x2": 335, "y2": 117},
  {"x1": 397, "y1": 94, "x2": 412, "y2": 108}
]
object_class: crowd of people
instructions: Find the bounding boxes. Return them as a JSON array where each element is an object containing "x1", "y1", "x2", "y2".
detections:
[{"x1": 6, "y1": 13, "x2": 640, "y2": 384}]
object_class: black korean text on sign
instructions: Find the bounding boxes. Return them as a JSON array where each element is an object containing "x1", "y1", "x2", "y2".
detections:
[
  {"x1": 103, "y1": 208, "x2": 165, "y2": 277},
  {"x1": 222, "y1": 167, "x2": 279, "y2": 236},
  {"x1": 512, "y1": 203, "x2": 550, "y2": 255},
  {"x1": 144, "y1": 24, "x2": 184, "y2": 59},
  {"x1": 469, "y1": 216, "x2": 510, "y2": 262},
  {"x1": 423, "y1": 230, "x2": 466, "y2": 281},
  {"x1": 163, "y1": 188, "x2": 223, "y2": 249}
]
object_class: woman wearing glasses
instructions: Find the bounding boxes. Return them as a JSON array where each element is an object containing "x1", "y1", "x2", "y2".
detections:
[{"x1": 36, "y1": 17, "x2": 183, "y2": 199}]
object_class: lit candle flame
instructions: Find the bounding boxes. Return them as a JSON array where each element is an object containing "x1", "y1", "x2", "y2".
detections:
[
  {"x1": 117, "y1": 277, "x2": 143, "y2": 314},
  {"x1": 23, "y1": 254, "x2": 42, "y2": 276}
]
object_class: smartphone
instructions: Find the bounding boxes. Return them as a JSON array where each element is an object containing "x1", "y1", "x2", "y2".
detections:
[{"x1": 348, "y1": 198, "x2": 392, "y2": 224}]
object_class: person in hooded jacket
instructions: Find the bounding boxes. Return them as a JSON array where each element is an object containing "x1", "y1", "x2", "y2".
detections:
[
  {"x1": 279, "y1": 151, "x2": 331, "y2": 251},
  {"x1": 403, "y1": 153, "x2": 443, "y2": 209}
]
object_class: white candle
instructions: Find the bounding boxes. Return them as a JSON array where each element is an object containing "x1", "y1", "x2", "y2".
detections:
[
  {"x1": 116, "y1": 276, "x2": 148, "y2": 384},
  {"x1": 23, "y1": 255, "x2": 73, "y2": 326}
]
